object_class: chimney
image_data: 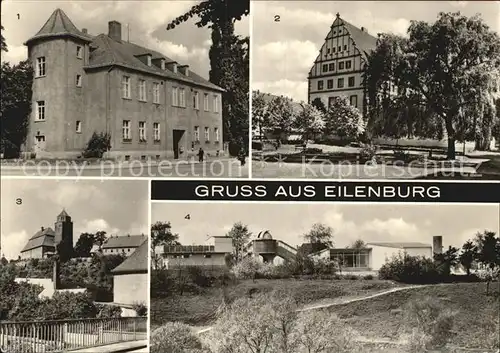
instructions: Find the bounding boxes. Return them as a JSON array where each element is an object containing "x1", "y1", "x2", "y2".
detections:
[
  {"x1": 41, "y1": 226, "x2": 44, "y2": 231},
  {"x1": 179, "y1": 65, "x2": 190, "y2": 76},
  {"x1": 82, "y1": 28, "x2": 88, "y2": 34},
  {"x1": 108, "y1": 21, "x2": 122, "y2": 41},
  {"x1": 53, "y1": 259, "x2": 61, "y2": 290},
  {"x1": 361, "y1": 27, "x2": 366, "y2": 32},
  {"x1": 433, "y1": 236, "x2": 443, "y2": 255}
]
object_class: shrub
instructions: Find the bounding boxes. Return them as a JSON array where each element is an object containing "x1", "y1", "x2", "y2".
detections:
[
  {"x1": 359, "y1": 143, "x2": 377, "y2": 160},
  {"x1": 232, "y1": 257, "x2": 263, "y2": 280},
  {"x1": 82, "y1": 132, "x2": 111, "y2": 158},
  {"x1": 379, "y1": 254, "x2": 440, "y2": 284},
  {"x1": 96, "y1": 304, "x2": 122, "y2": 318},
  {"x1": 132, "y1": 302, "x2": 148, "y2": 316},
  {"x1": 363, "y1": 274, "x2": 374, "y2": 280},
  {"x1": 151, "y1": 322, "x2": 206, "y2": 353},
  {"x1": 301, "y1": 147, "x2": 323, "y2": 154}
]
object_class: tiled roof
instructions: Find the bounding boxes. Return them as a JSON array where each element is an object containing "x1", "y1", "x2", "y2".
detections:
[
  {"x1": 367, "y1": 242, "x2": 431, "y2": 249},
  {"x1": 86, "y1": 35, "x2": 223, "y2": 92},
  {"x1": 21, "y1": 227, "x2": 56, "y2": 252},
  {"x1": 102, "y1": 234, "x2": 147, "y2": 249},
  {"x1": 58, "y1": 209, "x2": 69, "y2": 218},
  {"x1": 25, "y1": 8, "x2": 92, "y2": 45},
  {"x1": 112, "y1": 239, "x2": 148, "y2": 274},
  {"x1": 341, "y1": 20, "x2": 378, "y2": 58}
]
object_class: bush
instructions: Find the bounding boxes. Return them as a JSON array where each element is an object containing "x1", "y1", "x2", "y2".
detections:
[
  {"x1": 82, "y1": 132, "x2": 111, "y2": 158},
  {"x1": 151, "y1": 322, "x2": 206, "y2": 353},
  {"x1": 96, "y1": 304, "x2": 122, "y2": 318},
  {"x1": 359, "y1": 143, "x2": 377, "y2": 160},
  {"x1": 301, "y1": 147, "x2": 323, "y2": 154},
  {"x1": 132, "y1": 302, "x2": 148, "y2": 316},
  {"x1": 232, "y1": 257, "x2": 263, "y2": 280},
  {"x1": 363, "y1": 274, "x2": 374, "y2": 280},
  {"x1": 378, "y1": 254, "x2": 440, "y2": 284}
]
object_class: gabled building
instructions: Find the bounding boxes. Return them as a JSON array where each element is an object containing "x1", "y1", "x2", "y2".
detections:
[
  {"x1": 308, "y1": 13, "x2": 378, "y2": 115},
  {"x1": 20, "y1": 210, "x2": 74, "y2": 259},
  {"x1": 101, "y1": 234, "x2": 147, "y2": 256},
  {"x1": 24, "y1": 8, "x2": 224, "y2": 160}
]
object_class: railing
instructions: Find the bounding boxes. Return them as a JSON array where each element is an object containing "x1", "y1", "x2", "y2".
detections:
[
  {"x1": 277, "y1": 241, "x2": 297, "y2": 255},
  {"x1": 0, "y1": 317, "x2": 147, "y2": 353},
  {"x1": 164, "y1": 245, "x2": 215, "y2": 253}
]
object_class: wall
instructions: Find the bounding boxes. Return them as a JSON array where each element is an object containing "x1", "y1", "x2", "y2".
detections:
[
  {"x1": 14, "y1": 278, "x2": 86, "y2": 299},
  {"x1": 404, "y1": 247, "x2": 432, "y2": 258},
  {"x1": 370, "y1": 245, "x2": 432, "y2": 271},
  {"x1": 208, "y1": 237, "x2": 233, "y2": 253},
  {"x1": 164, "y1": 253, "x2": 226, "y2": 269},
  {"x1": 102, "y1": 247, "x2": 137, "y2": 256},
  {"x1": 113, "y1": 273, "x2": 148, "y2": 306}
]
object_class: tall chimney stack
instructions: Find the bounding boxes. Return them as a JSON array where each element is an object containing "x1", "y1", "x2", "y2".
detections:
[
  {"x1": 108, "y1": 21, "x2": 122, "y2": 41},
  {"x1": 433, "y1": 236, "x2": 443, "y2": 255},
  {"x1": 53, "y1": 258, "x2": 61, "y2": 290}
]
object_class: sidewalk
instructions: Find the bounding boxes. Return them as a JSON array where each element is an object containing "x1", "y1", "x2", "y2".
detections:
[{"x1": 68, "y1": 340, "x2": 147, "y2": 352}]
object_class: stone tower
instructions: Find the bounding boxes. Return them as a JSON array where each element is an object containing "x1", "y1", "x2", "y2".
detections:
[
  {"x1": 54, "y1": 209, "x2": 74, "y2": 259},
  {"x1": 24, "y1": 8, "x2": 93, "y2": 158}
]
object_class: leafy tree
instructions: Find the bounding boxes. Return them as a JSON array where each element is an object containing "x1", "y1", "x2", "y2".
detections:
[
  {"x1": 267, "y1": 95, "x2": 295, "y2": 140},
  {"x1": 293, "y1": 103, "x2": 325, "y2": 144},
  {"x1": 324, "y1": 96, "x2": 365, "y2": 142},
  {"x1": 1, "y1": 25, "x2": 7, "y2": 53},
  {"x1": 151, "y1": 221, "x2": 179, "y2": 269},
  {"x1": 459, "y1": 240, "x2": 477, "y2": 276},
  {"x1": 0, "y1": 60, "x2": 33, "y2": 158},
  {"x1": 433, "y1": 246, "x2": 459, "y2": 276},
  {"x1": 365, "y1": 12, "x2": 500, "y2": 159},
  {"x1": 475, "y1": 230, "x2": 500, "y2": 271},
  {"x1": 252, "y1": 90, "x2": 272, "y2": 139},
  {"x1": 303, "y1": 223, "x2": 334, "y2": 249},
  {"x1": 311, "y1": 97, "x2": 327, "y2": 114},
  {"x1": 151, "y1": 322, "x2": 205, "y2": 353},
  {"x1": 350, "y1": 239, "x2": 367, "y2": 249},
  {"x1": 226, "y1": 222, "x2": 252, "y2": 263},
  {"x1": 167, "y1": 1, "x2": 250, "y2": 156},
  {"x1": 82, "y1": 132, "x2": 111, "y2": 158},
  {"x1": 74, "y1": 233, "x2": 95, "y2": 257}
]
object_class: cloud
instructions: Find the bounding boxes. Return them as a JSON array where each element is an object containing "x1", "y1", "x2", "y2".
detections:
[
  {"x1": 253, "y1": 79, "x2": 308, "y2": 102},
  {"x1": 76, "y1": 219, "x2": 120, "y2": 236},
  {"x1": 1, "y1": 231, "x2": 29, "y2": 260}
]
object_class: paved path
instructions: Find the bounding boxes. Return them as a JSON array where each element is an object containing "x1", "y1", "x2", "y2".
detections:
[
  {"x1": 69, "y1": 340, "x2": 147, "y2": 352},
  {"x1": 1, "y1": 159, "x2": 249, "y2": 178},
  {"x1": 195, "y1": 285, "x2": 429, "y2": 334}
]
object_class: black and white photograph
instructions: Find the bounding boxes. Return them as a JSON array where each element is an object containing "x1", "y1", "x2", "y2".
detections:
[
  {"x1": 0, "y1": 0, "x2": 249, "y2": 177},
  {"x1": 0, "y1": 179, "x2": 149, "y2": 352},
  {"x1": 252, "y1": 1, "x2": 500, "y2": 180},
  {"x1": 150, "y1": 202, "x2": 500, "y2": 353}
]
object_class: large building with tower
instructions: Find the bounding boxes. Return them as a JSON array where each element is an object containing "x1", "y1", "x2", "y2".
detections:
[
  {"x1": 308, "y1": 13, "x2": 381, "y2": 115},
  {"x1": 24, "y1": 8, "x2": 224, "y2": 160},
  {"x1": 20, "y1": 210, "x2": 74, "y2": 259}
]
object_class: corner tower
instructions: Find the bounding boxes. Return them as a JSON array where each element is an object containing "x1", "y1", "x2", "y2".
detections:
[
  {"x1": 24, "y1": 9, "x2": 93, "y2": 158},
  {"x1": 54, "y1": 209, "x2": 74, "y2": 258}
]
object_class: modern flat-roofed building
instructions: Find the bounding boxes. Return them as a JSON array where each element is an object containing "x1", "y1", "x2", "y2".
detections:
[{"x1": 24, "y1": 8, "x2": 224, "y2": 160}]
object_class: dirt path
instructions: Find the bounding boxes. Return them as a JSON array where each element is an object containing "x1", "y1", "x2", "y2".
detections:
[{"x1": 195, "y1": 284, "x2": 430, "y2": 334}]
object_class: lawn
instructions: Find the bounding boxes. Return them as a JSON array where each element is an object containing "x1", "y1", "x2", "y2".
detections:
[
  {"x1": 151, "y1": 278, "x2": 400, "y2": 327},
  {"x1": 328, "y1": 282, "x2": 499, "y2": 350}
]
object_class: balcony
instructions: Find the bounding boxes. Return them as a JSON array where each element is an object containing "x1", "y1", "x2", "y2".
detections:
[{"x1": 164, "y1": 245, "x2": 215, "y2": 254}]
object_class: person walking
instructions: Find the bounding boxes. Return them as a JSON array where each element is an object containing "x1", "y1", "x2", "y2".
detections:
[
  {"x1": 238, "y1": 146, "x2": 246, "y2": 166},
  {"x1": 198, "y1": 147, "x2": 205, "y2": 162}
]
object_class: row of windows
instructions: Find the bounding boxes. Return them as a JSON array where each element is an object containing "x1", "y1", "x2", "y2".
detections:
[
  {"x1": 322, "y1": 60, "x2": 352, "y2": 73},
  {"x1": 317, "y1": 76, "x2": 356, "y2": 90},
  {"x1": 121, "y1": 120, "x2": 220, "y2": 143},
  {"x1": 327, "y1": 95, "x2": 358, "y2": 108},
  {"x1": 325, "y1": 44, "x2": 348, "y2": 55},
  {"x1": 122, "y1": 76, "x2": 219, "y2": 112}
]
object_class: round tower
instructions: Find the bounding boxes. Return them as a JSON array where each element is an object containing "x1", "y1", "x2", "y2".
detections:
[
  {"x1": 24, "y1": 8, "x2": 92, "y2": 158},
  {"x1": 253, "y1": 230, "x2": 277, "y2": 263}
]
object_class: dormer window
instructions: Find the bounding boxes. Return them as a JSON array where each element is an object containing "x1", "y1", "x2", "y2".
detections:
[
  {"x1": 161, "y1": 59, "x2": 166, "y2": 70},
  {"x1": 173, "y1": 63, "x2": 178, "y2": 73},
  {"x1": 147, "y1": 55, "x2": 152, "y2": 66}
]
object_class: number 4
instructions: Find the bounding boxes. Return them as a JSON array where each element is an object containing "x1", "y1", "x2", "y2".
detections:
[{"x1": 185, "y1": 214, "x2": 190, "y2": 220}]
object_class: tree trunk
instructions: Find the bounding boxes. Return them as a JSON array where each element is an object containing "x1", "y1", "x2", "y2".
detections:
[{"x1": 447, "y1": 137, "x2": 456, "y2": 160}]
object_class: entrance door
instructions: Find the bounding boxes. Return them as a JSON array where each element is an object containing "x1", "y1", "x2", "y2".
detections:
[
  {"x1": 173, "y1": 130, "x2": 185, "y2": 159},
  {"x1": 34, "y1": 135, "x2": 46, "y2": 153}
]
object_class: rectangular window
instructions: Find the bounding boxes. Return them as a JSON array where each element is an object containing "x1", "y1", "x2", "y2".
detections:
[
  {"x1": 179, "y1": 88, "x2": 186, "y2": 107},
  {"x1": 213, "y1": 95, "x2": 219, "y2": 113},
  {"x1": 327, "y1": 79, "x2": 333, "y2": 89},
  {"x1": 338, "y1": 78, "x2": 344, "y2": 88},
  {"x1": 348, "y1": 77, "x2": 355, "y2": 87},
  {"x1": 328, "y1": 97, "x2": 335, "y2": 107},
  {"x1": 193, "y1": 91, "x2": 199, "y2": 109},
  {"x1": 317, "y1": 80, "x2": 324, "y2": 90},
  {"x1": 322, "y1": 64, "x2": 328, "y2": 72},
  {"x1": 76, "y1": 74, "x2": 82, "y2": 87},
  {"x1": 76, "y1": 46, "x2": 82, "y2": 59},
  {"x1": 153, "y1": 122, "x2": 160, "y2": 142},
  {"x1": 350, "y1": 95, "x2": 358, "y2": 108},
  {"x1": 122, "y1": 120, "x2": 131, "y2": 141},
  {"x1": 346, "y1": 60, "x2": 352, "y2": 69},
  {"x1": 343, "y1": 44, "x2": 347, "y2": 51},
  {"x1": 327, "y1": 48, "x2": 330, "y2": 54},
  {"x1": 339, "y1": 61, "x2": 345, "y2": 70},
  {"x1": 138, "y1": 79, "x2": 147, "y2": 101},
  {"x1": 204, "y1": 127, "x2": 210, "y2": 141},
  {"x1": 332, "y1": 47, "x2": 336, "y2": 53},
  {"x1": 338, "y1": 46, "x2": 341, "y2": 52},
  {"x1": 122, "y1": 76, "x2": 131, "y2": 99},
  {"x1": 76, "y1": 120, "x2": 82, "y2": 133},
  {"x1": 328, "y1": 63, "x2": 335, "y2": 71},
  {"x1": 139, "y1": 121, "x2": 146, "y2": 142},
  {"x1": 204, "y1": 93, "x2": 209, "y2": 111},
  {"x1": 194, "y1": 126, "x2": 200, "y2": 141},
  {"x1": 36, "y1": 57, "x2": 46, "y2": 77},
  {"x1": 36, "y1": 101, "x2": 45, "y2": 121},
  {"x1": 153, "y1": 82, "x2": 160, "y2": 104},
  {"x1": 172, "y1": 87, "x2": 179, "y2": 106},
  {"x1": 214, "y1": 127, "x2": 220, "y2": 142}
]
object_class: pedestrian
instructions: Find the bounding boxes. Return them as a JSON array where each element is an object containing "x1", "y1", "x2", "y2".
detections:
[
  {"x1": 198, "y1": 147, "x2": 204, "y2": 162},
  {"x1": 238, "y1": 147, "x2": 246, "y2": 166}
]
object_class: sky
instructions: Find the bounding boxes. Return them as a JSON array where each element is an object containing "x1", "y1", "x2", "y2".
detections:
[
  {"x1": 1, "y1": 179, "x2": 149, "y2": 260},
  {"x1": 152, "y1": 202, "x2": 500, "y2": 250},
  {"x1": 1, "y1": 0, "x2": 250, "y2": 79},
  {"x1": 252, "y1": 1, "x2": 500, "y2": 102}
]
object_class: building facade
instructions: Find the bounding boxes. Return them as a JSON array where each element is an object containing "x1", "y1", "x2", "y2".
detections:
[
  {"x1": 308, "y1": 13, "x2": 378, "y2": 115},
  {"x1": 20, "y1": 210, "x2": 74, "y2": 259},
  {"x1": 101, "y1": 234, "x2": 147, "y2": 257},
  {"x1": 24, "y1": 9, "x2": 224, "y2": 160}
]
